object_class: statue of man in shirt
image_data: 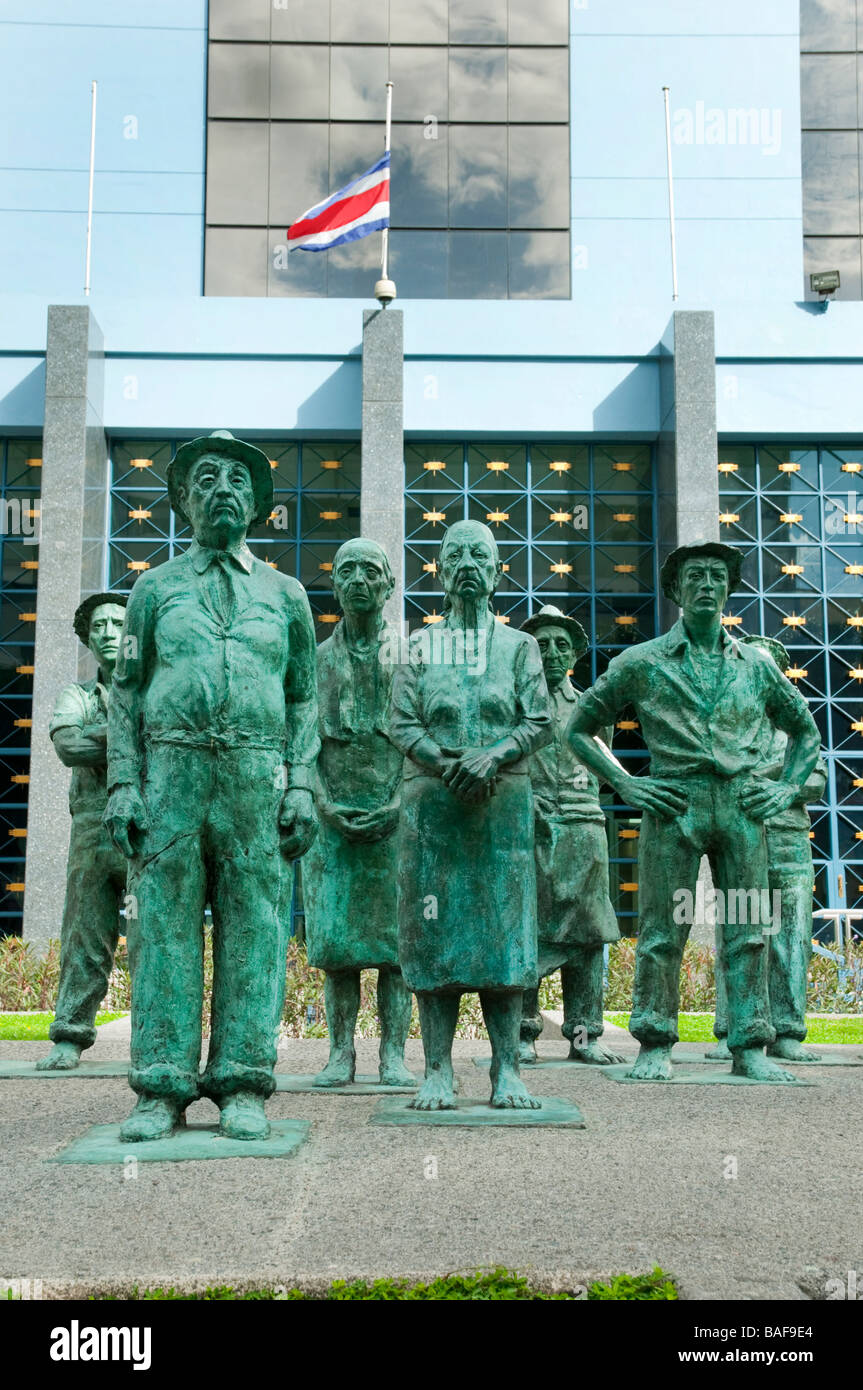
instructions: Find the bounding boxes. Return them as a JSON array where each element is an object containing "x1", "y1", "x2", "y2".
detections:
[
  {"x1": 104, "y1": 430, "x2": 320, "y2": 1142},
  {"x1": 36, "y1": 593, "x2": 129, "y2": 1070},
  {"x1": 518, "y1": 606, "x2": 622, "y2": 1066},
  {"x1": 566, "y1": 542, "x2": 821, "y2": 1083}
]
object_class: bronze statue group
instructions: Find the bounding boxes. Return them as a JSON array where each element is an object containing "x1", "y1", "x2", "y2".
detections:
[{"x1": 37, "y1": 432, "x2": 825, "y2": 1140}]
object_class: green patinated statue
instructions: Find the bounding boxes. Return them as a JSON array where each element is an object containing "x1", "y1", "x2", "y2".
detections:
[
  {"x1": 566, "y1": 542, "x2": 822, "y2": 1083},
  {"x1": 36, "y1": 594, "x2": 129, "y2": 1071},
  {"x1": 709, "y1": 634, "x2": 828, "y2": 1064},
  {"x1": 517, "y1": 606, "x2": 622, "y2": 1066},
  {"x1": 389, "y1": 519, "x2": 552, "y2": 1110},
  {"x1": 302, "y1": 538, "x2": 414, "y2": 1088},
  {"x1": 104, "y1": 430, "x2": 320, "y2": 1142}
]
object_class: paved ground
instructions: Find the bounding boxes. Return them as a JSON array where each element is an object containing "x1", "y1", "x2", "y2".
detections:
[{"x1": 2, "y1": 1019, "x2": 861, "y2": 1301}]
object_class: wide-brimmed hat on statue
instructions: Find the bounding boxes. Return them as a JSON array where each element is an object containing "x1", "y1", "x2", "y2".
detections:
[
  {"x1": 73, "y1": 591, "x2": 128, "y2": 645},
  {"x1": 520, "y1": 604, "x2": 589, "y2": 657},
  {"x1": 742, "y1": 633, "x2": 790, "y2": 673},
  {"x1": 167, "y1": 430, "x2": 274, "y2": 526},
  {"x1": 660, "y1": 541, "x2": 743, "y2": 602}
]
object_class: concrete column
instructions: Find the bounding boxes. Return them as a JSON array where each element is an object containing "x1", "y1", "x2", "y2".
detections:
[
  {"x1": 361, "y1": 307, "x2": 404, "y2": 629},
  {"x1": 22, "y1": 305, "x2": 108, "y2": 947},
  {"x1": 657, "y1": 309, "x2": 719, "y2": 631}
]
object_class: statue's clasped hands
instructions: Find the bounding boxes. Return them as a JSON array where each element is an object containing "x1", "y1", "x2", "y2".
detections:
[
  {"x1": 440, "y1": 745, "x2": 502, "y2": 805},
  {"x1": 321, "y1": 798, "x2": 400, "y2": 844}
]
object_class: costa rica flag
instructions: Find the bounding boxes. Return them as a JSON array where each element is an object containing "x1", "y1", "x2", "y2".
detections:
[{"x1": 287, "y1": 152, "x2": 390, "y2": 253}]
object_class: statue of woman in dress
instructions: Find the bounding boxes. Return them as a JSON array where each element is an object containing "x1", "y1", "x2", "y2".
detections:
[{"x1": 389, "y1": 520, "x2": 553, "y2": 1110}]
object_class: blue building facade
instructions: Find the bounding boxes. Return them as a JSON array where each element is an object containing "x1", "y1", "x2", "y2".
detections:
[{"x1": 0, "y1": 1, "x2": 860, "y2": 944}]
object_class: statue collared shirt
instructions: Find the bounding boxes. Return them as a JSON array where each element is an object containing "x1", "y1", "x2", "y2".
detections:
[
  {"x1": 108, "y1": 537, "x2": 320, "y2": 790},
  {"x1": 529, "y1": 679, "x2": 607, "y2": 825},
  {"x1": 50, "y1": 678, "x2": 110, "y2": 815},
  {"x1": 574, "y1": 618, "x2": 818, "y2": 780}
]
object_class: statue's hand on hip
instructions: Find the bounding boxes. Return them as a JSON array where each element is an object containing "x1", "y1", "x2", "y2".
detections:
[
  {"x1": 279, "y1": 788, "x2": 319, "y2": 860},
  {"x1": 621, "y1": 775, "x2": 689, "y2": 821},
  {"x1": 103, "y1": 784, "x2": 149, "y2": 859},
  {"x1": 738, "y1": 779, "x2": 796, "y2": 823}
]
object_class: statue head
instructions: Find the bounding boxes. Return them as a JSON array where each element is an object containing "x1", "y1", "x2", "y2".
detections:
[
  {"x1": 74, "y1": 592, "x2": 128, "y2": 677},
  {"x1": 439, "y1": 520, "x2": 502, "y2": 609},
  {"x1": 520, "y1": 605, "x2": 589, "y2": 692},
  {"x1": 332, "y1": 538, "x2": 394, "y2": 618},
  {"x1": 660, "y1": 542, "x2": 742, "y2": 621},
  {"x1": 167, "y1": 431, "x2": 274, "y2": 546},
  {"x1": 742, "y1": 633, "x2": 790, "y2": 674}
]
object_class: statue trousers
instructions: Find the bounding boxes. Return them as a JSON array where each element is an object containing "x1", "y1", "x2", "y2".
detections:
[
  {"x1": 631, "y1": 772, "x2": 775, "y2": 1051},
  {"x1": 50, "y1": 810, "x2": 127, "y2": 1049},
  {"x1": 714, "y1": 825, "x2": 813, "y2": 1042},
  {"x1": 521, "y1": 942, "x2": 605, "y2": 1044},
  {"x1": 126, "y1": 741, "x2": 289, "y2": 1105}
]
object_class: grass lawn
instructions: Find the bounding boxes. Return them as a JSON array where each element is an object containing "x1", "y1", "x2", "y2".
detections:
[
  {"x1": 605, "y1": 1012, "x2": 863, "y2": 1044},
  {"x1": 0, "y1": 1012, "x2": 126, "y2": 1041}
]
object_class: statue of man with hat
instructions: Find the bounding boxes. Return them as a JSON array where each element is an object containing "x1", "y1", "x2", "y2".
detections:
[
  {"x1": 518, "y1": 605, "x2": 622, "y2": 1065},
  {"x1": 565, "y1": 541, "x2": 821, "y2": 1082},
  {"x1": 302, "y1": 537, "x2": 415, "y2": 1088},
  {"x1": 708, "y1": 633, "x2": 828, "y2": 1064},
  {"x1": 36, "y1": 592, "x2": 129, "y2": 1070},
  {"x1": 104, "y1": 430, "x2": 320, "y2": 1141}
]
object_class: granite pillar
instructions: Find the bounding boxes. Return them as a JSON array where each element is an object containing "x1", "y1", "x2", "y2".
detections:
[
  {"x1": 22, "y1": 305, "x2": 108, "y2": 948},
  {"x1": 361, "y1": 308, "x2": 404, "y2": 629}
]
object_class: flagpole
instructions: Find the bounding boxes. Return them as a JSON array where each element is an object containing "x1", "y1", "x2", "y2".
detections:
[
  {"x1": 375, "y1": 80, "x2": 396, "y2": 306},
  {"x1": 662, "y1": 85, "x2": 679, "y2": 302},
  {"x1": 84, "y1": 79, "x2": 97, "y2": 297}
]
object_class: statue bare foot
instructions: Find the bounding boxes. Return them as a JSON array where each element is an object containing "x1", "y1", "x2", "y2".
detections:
[
  {"x1": 312, "y1": 1050, "x2": 356, "y2": 1088},
  {"x1": 219, "y1": 1090, "x2": 270, "y2": 1140},
  {"x1": 567, "y1": 1039, "x2": 625, "y2": 1065},
  {"x1": 378, "y1": 1051, "x2": 417, "y2": 1087},
  {"x1": 410, "y1": 1070, "x2": 456, "y2": 1110},
  {"x1": 705, "y1": 1040, "x2": 732, "y2": 1061},
  {"x1": 119, "y1": 1096, "x2": 183, "y2": 1143},
  {"x1": 627, "y1": 1044, "x2": 673, "y2": 1080},
  {"x1": 767, "y1": 1037, "x2": 821, "y2": 1064},
  {"x1": 730, "y1": 1047, "x2": 797, "y2": 1082},
  {"x1": 518, "y1": 1038, "x2": 538, "y2": 1065},
  {"x1": 36, "y1": 1042, "x2": 82, "y2": 1071},
  {"x1": 490, "y1": 1066, "x2": 541, "y2": 1109}
]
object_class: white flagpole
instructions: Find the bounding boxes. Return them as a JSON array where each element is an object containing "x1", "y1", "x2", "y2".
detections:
[
  {"x1": 375, "y1": 81, "x2": 396, "y2": 305},
  {"x1": 662, "y1": 85, "x2": 679, "y2": 301},
  {"x1": 84, "y1": 80, "x2": 97, "y2": 297}
]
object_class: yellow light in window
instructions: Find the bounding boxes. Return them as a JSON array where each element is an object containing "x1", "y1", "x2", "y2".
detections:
[
  {"x1": 423, "y1": 510, "x2": 445, "y2": 525},
  {"x1": 319, "y1": 510, "x2": 341, "y2": 521},
  {"x1": 486, "y1": 510, "x2": 509, "y2": 525},
  {"x1": 782, "y1": 564, "x2": 804, "y2": 575},
  {"x1": 613, "y1": 512, "x2": 635, "y2": 523},
  {"x1": 11, "y1": 775, "x2": 29, "y2": 785},
  {"x1": 845, "y1": 512, "x2": 863, "y2": 524},
  {"x1": 846, "y1": 564, "x2": 863, "y2": 575},
  {"x1": 321, "y1": 460, "x2": 341, "y2": 470},
  {"x1": 20, "y1": 560, "x2": 38, "y2": 570},
  {"x1": 319, "y1": 562, "x2": 333, "y2": 571},
  {"x1": 549, "y1": 460, "x2": 570, "y2": 473},
  {"x1": 10, "y1": 828, "x2": 26, "y2": 838},
  {"x1": 849, "y1": 668, "x2": 863, "y2": 682},
  {"x1": 318, "y1": 614, "x2": 339, "y2": 624},
  {"x1": 127, "y1": 561, "x2": 150, "y2": 572},
  {"x1": 26, "y1": 457, "x2": 42, "y2": 468},
  {"x1": 501, "y1": 563, "x2": 510, "y2": 573},
  {"x1": 841, "y1": 461, "x2": 862, "y2": 472},
  {"x1": 6, "y1": 882, "x2": 25, "y2": 893},
  {"x1": 718, "y1": 461, "x2": 738, "y2": 473},
  {"x1": 14, "y1": 719, "x2": 32, "y2": 729},
  {"x1": 615, "y1": 614, "x2": 637, "y2": 626},
  {"x1": 620, "y1": 882, "x2": 638, "y2": 892},
  {"x1": 780, "y1": 512, "x2": 802, "y2": 524},
  {"x1": 130, "y1": 458, "x2": 152, "y2": 469},
  {"x1": 423, "y1": 610, "x2": 444, "y2": 624},
  {"x1": 494, "y1": 612, "x2": 510, "y2": 624},
  {"x1": 612, "y1": 462, "x2": 632, "y2": 472},
  {"x1": 619, "y1": 828, "x2": 639, "y2": 839},
  {"x1": 486, "y1": 460, "x2": 509, "y2": 472},
  {"x1": 787, "y1": 666, "x2": 808, "y2": 681},
  {"x1": 719, "y1": 512, "x2": 739, "y2": 525},
  {"x1": 856, "y1": 831, "x2": 863, "y2": 841},
  {"x1": 422, "y1": 561, "x2": 437, "y2": 575},
  {"x1": 423, "y1": 460, "x2": 446, "y2": 472},
  {"x1": 616, "y1": 719, "x2": 639, "y2": 730},
  {"x1": 16, "y1": 665, "x2": 34, "y2": 675},
  {"x1": 264, "y1": 559, "x2": 278, "y2": 569},
  {"x1": 778, "y1": 461, "x2": 800, "y2": 472},
  {"x1": 550, "y1": 511, "x2": 571, "y2": 524},
  {"x1": 269, "y1": 459, "x2": 278, "y2": 470},
  {"x1": 21, "y1": 612, "x2": 37, "y2": 621},
  {"x1": 614, "y1": 563, "x2": 636, "y2": 573},
  {"x1": 783, "y1": 613, "x2": 806, "y2": 627},
  {"x1": 721, "y1": 614, "x2": 743, "y2": 626},
  {"x1": 847, "y1": 615, "x2": 863, "y2": 628},
  {"x1": 129, "y1": 509, "x2": 151, "y2": 522},
  {"x1": 853, "y1": 778, "x2": 863, "y2": 789},
  {"x1": 549, "y1": 562, "x2": 572, "y2": 575},
  {"x1": 853, "y1": 720, "x2": 863, "y2": 733},
  {"x1": 24, "y1": 508, "x2": 40, "y2": 519}
]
